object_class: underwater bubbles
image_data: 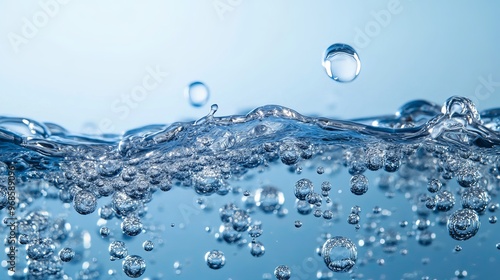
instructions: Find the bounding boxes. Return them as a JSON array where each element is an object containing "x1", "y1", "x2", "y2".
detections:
[
  {"x1": 122, "y1": 255, "x2": 146, "y2": 278},
  {"x1": 205, "y1": 250, "x2": 226, "y2": 269},
  {"x1": 447, "y1": 208, "x2": 480, "y2": 241},
  {"x1": 185, "y1": 81, "x2": 210, "y2": 107},
  {"x1": 321, "y1": 236, "x2": 357, "y2": 272},
  {"x1": 322, "y1": 43, "x2": 361, "y2": 83}
]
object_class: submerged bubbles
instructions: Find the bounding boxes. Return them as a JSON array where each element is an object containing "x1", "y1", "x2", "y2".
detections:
[
  {"x1": 322, "y1": 43, "x2": 361, "y2": 83},
  {"x1": 122, "y1": 255, "x2": 146, "y2": 278},
  {"x1": 447, "y1": 208, "x2": 480, "y2": 241},
  {"x1": 185, "y1": 81, "x2": 210, "y2": 107},
  {"x1": 205, "y1": 250, "x2": 226, "y2": 269},
  {"x1": 321, "y1": 236, "x2": 357, "y2": 272},
  {"x1": 274, "y1": 265, "x2": 291, "y2": 280}
]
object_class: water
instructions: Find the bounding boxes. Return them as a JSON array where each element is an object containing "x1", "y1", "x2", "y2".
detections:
[
  {"x1": 0, "y1": 96, "x2": 499, "y2": 279},
  {"x1": 322, "y1": 43, "x2": 361, "y2": 82},
  {"x1": 185, "y1": 81, "x2": 210, "y2": 107}
]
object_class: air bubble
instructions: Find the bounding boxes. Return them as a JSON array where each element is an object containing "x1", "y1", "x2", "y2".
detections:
[
  {"x1": 321, "y1": 236, "x2": 357, "y2": 272},
  {"x1": 274, "y1": 265, "x2": 291, "y2": 280},
  {"x1": 205, "y1": 250, "x2": 225, "y2": 269},
  {"x1": 447, "y1": 208, "x2": 480, "y2": 241},
  {"x1": 122, "y1": 255, "x2": 146, "y2": 278}
]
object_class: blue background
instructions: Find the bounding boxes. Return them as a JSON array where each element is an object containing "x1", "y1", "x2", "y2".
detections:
[{"x1": 1, "y1": 1, "x2": 499, "y2": 280}]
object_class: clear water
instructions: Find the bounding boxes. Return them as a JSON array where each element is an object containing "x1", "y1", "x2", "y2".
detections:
[{"x1": 0, "y1": 96, "x2": 499, "y2": 279}]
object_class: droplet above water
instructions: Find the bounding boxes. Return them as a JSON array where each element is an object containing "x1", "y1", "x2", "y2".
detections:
[
  {"x1": 323, "y1": 43, "x2": 361, "y2": 83},
  {"x1": 185, "y1": 81, "x2": 210, "y2": 107}
]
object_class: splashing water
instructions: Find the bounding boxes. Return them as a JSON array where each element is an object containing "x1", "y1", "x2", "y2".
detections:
[{"x1": 0, "y1": 96, "x2": 499, "y2": 279}]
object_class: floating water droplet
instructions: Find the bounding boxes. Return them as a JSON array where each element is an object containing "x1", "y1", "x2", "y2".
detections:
[
  {"x1": 274, "y1": 265, "x2": 291, "y2": 280},
  {"x1": 122, "y1": 255, "x2": 146, "y2": 278},
  {"x1": 322, "y1": 43, "x2": 361, "y2": 83},
  {"x1": 185, "y1": 81, "x2": 209, "y2": 107},
  {"x1": 321, "y1": 236, "x2": 357, "y2": 272},
  {"x1": 205, "y1": 250, "x2": 225, "y2": 269}
]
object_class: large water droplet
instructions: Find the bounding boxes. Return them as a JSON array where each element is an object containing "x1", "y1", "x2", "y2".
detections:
[
  {"x1": 185, "y1": 81, "x2": 210, "y2": 107},
  {"x1": 323, "y1": 43, "x2": 361, "y2": 83}
]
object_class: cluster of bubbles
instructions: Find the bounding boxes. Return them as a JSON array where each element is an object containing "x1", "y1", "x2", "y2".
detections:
[{"x1": 0, "y1": 96, "x2": 499, "y2": 278}]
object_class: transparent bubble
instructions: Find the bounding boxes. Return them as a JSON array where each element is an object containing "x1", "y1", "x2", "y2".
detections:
[
  {"x1": 99, "y1": 205, "x2": 114, "y2": 220},
  {"x1": 143, "y1": 240, "x2": 154, "y2": 252},
  {"x1": 306, "y1": 192, "x2": 322, "y2": 206},
  {"x1": 122, "y1": 255, "x2": 146, "y2": 278},
  {"x1": 121, "y1": 216, "x2": 143, "y2": 236},
  {"x1": 27, "y1": 238, "x2": 55, "y2": 260},
  {"x1": 427, "y1": 179, "x2": 442, "y2": 193},
  {"x1": 321, "y1": 236, "x2": 357, "y2": 272},
  {"x1": 294, "y1": 220, "x2": 303, "y2": 228},
  {"x1": 322, "y1": 210, "x2": 334, "y2": 220},
  {"x1": 274, "y1": 265, "x2": 291, "y2": 280},
  {"x1": 435, "y1": 190, "x2": 455, "y2": 212},
  {"x1": 109, "y1": 241, "x2": 128, "y2": 260},
  {"x1": 205, "y1": 250, "x2": 225, "y2": 269},
  {"x1": 294, "y1": 178, "x2": 314, "y2": 200},
  {"x1": 185, "y1": 81, "x2": 209, "y2": 107},
  {"x1": 447, "y1": 208, "x2": 480, "y2": 241},
  {"x1": 350, "y1": 174, "x2": 368, "y2": 195},
  {"x1": 73, "y1": 190, "x2": 97, "y2": 215},
  {"x1": 231, "y1": 209, "x2": 251, "y2": 232},
  {"x1": 254, "y1": 186, "x2": 285, "y2": 213},
  {"x1": 219, "y1": 203, "x2": 239, "y2": 223},
  {"x1": 489, "y1": 216, "x2": 497, "y2": 224},
  {"x1": 59, "y1": 248, "x2": 74, "y2": 262},
  {"x1": 347, "y1": 213, "x2": 359, "y2": 225},
  {"x1": 296, "y1": 199, "x2": 313, "y2": 215},
  {"x1": 322, "y1": 43, "x2": 361, "y2": 83},
  {"x1": 248, "y1": 222, "x2": 263, "y2": 238},
  {"x1": 249, "y1": 241, "x2": 266, "y2": 257},
  {"x1": 461, "y1": 187, "x2": 490, "y2": 213}
]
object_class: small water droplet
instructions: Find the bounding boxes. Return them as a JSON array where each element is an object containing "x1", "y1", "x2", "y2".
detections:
[
  {"x1": 185, "y1": 81, "x2": 210, "y2": 107},
  {"x1": 323, "y1": 43, "x2": 361, "y2": 83}
]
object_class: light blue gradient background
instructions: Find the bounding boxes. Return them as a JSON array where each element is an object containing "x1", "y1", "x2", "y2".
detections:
[
  {"x1": 1, "y1": 1, "x2": 499, "y2": 132},
  {"x1": 1, "y1": 1, "x2": 499, "y2": 280}
]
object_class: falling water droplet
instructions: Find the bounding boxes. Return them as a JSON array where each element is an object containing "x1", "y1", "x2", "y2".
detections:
[
  {"x1": 322, "y1": 43, "x2": 361, "y2": 83},
  {"x1": 185, "y1": 81, "x2": 210, "y2": 107}
]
